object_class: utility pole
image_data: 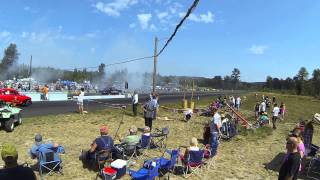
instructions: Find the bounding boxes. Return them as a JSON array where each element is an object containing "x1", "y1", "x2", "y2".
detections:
[
  {"x1": 29, "y1": 55, "x2": 32, "y2": 77},
  {"x1": 152, "y1": 37, "x2": 158, "y2": 93}
]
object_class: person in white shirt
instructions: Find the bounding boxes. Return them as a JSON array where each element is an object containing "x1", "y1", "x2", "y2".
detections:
[
  {"x1": 77, "y1": 88, "x2": 85, "y2": 114},
  {"x1": 272, "y1": 104, "x2": 280, "y2": 129},
  {"x1": 184, "y1": 108, "x2": 193, "y2": 121},
  {"x1": 132, "y1": 91, "x2": 139, "y2": 116},
  {"x1": 235, "y1": 96, "x2": 241, "y2": 110},
  {"x1": 259, "y1": 101, "x2": 266, "y2": 114}
]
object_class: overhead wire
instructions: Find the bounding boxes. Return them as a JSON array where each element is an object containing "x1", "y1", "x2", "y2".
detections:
[{"x1": 63, "y1": 0, "x2": 200, "y2": 71}]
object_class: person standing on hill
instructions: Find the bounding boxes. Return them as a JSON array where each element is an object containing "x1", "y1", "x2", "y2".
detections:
[
  {"x1": 77, "y1": 88, "x2": 85, "y2": 114},
  {"x1": 132, "y1": 91, "x2": 139, "y2": 116},
  {"x1": 259, "y1": 101, "x2": 266, "y2": 114},
  {"x1": 272, "y1": 104, "x2": 280, "y2": 129},
  {"x1": 235, "y1": 96, "x2": 241, "y2": 111}
]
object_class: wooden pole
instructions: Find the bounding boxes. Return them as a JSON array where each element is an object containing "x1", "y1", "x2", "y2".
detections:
[{"x1": 152, "y1": 37, "x2": 158, "y2": 93}]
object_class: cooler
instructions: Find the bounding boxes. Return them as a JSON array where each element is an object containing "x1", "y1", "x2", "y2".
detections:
[
  {"x1": 101, "y1": 167, "x2": 117, "y2": 180},
  {"x1": 111, "y1": 159, "x2": 127, "y2": 179}
]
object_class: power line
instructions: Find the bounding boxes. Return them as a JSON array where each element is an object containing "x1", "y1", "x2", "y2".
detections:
[
  {"x1": 157, "y1": 0, "x2": 200, "y2": 56},
  {"x1": 63, "y1": 0, "x2": 200, "y2": 71}
]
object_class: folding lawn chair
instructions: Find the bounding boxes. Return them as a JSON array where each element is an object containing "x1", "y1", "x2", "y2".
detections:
[
  {"x1": 128, "y1": 159, "x2": 160, "y2": 180},
  {"x1": 181, "y1": 150, "x2": 205, "y2": 178},
  {"x1": 151, "y1": 127, "x2": 169, "y2": 151},
  {"x1": 38, "y1": 145, "x2": 64, "y2": 179},
  {"x1": 137, "y1": 135, "x2": 152, "y2": 158},
  {"x1": 120, "y1": 142, "x2": 140, "y2": 161},
  {"x1": 158, "y1": 149, "x2": 180, "y2": 178},
  {"x1": 95, "y1": 149, "x2": 113, "y2": 171}
]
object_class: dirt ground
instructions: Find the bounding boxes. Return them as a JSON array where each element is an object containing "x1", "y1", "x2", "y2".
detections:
[{"x1": 0, "y1": 93, "x2": 319, "y2": 180}]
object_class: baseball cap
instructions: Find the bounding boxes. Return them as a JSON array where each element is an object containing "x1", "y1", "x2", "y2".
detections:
[
  {"x1": 1, "y1": 143, "x2": 18, "y2": 160},
  {"x1": 35, "y1": 134, "x2": 42, "y2": 142}
]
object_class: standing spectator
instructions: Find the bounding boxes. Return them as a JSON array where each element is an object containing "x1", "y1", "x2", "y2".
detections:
[
  {"x1": 272, "y1": 96, "x2": 276, "y2": 104},
  {"x1": 209, "y1": 109, "x2": 221, "y2": 156},
  {"x1": 259, "y1": 101, "x2": 266, "y2": 115},
  {"x1": 143, "y1": 97, "x2": 157, "y2": 130},
  {"x1": 278, "y1": 137, "x2": 301, "y2": 180},
  {"x1": 77, "y1": 88, "x2": 85, "y2": 114},
  {"x1": 232, "y1": 96, "x2": 236, "y2": 108},
  {"x1": 254, "y1": 102, "x2": 260, "y2": 119},
  {"x1": 42, "y1": 85, "x2": 49, "y2": 100},
  {"x1": 132, "y1": 91, "x2": 138, "y2": 116},
  {"x1": 0, "y1": 143, "x2": 36, "y2": 180},
  {"x1": 272, "y1": 104, "x2": 280, "y2": 129},
  {"x1": 235, "y1": 96, "x2": 241, "y2": 111},
  {"x1": 280, "y1": 103, "x2": 286, "y2": 120}
]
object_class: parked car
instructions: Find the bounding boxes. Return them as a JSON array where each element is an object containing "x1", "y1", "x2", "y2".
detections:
[
  {"x1": 100, "y1": 87, "x2": 122, "y2": 95},
  {"x1": 0, "y1": 88, "x2": 32, "y2": 106}
]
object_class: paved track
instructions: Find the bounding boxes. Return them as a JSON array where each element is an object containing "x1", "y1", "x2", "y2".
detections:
[{"x1": 21, "y1": 91, "x2": 244, "y2": 117}]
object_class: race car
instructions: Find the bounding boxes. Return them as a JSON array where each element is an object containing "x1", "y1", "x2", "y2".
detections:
[
  {"x1": 100, "y1": 87, "x2": 122, "y2": 95},
  {"x1": 0, "y1": 88, "x2": 32, "y2": 106}
]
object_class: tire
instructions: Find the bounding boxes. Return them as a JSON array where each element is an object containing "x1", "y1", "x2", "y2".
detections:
[
  {"x1": 14, "y1": 113, "x2": 22, "y2": 126},
  {"x1": 24, "y1": 99, "x2": 32, "y2": 106},
  {"x1": 4, "y1": 117, "x2": 15, "y2": 132}
]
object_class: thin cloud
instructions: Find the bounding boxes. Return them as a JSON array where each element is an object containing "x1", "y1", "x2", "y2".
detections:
[
  {"x1": 94, "y1": 0, "x2": 138, "y2": 17},
  {"x1": 0, "y1": 31, "x2": 11, "y2": 39},
  {"x1": 137, "y1": 13, "x2": 152, "y2": 30},
  {"x1": 249, "y1": 45, "x2": 269, "y2": 55},
  {"x1": 129, "y1": 23, "x2": 136, "y2": 28},
  {"x1": 157, "y1": 12, "x2": 168, "y2": 20},
  {"x1": 179, "y1": 11, "x2": 214, "y2": 24}
]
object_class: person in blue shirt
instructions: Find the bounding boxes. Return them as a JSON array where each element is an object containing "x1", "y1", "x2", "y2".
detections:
[{"x1": 30, "y1": 134, "x2": 59, "y2": 159}]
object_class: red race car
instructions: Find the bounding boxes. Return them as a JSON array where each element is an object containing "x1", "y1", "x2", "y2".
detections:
[{"x1": 0, "y1": 88, "x2": 32, "y2": 106}]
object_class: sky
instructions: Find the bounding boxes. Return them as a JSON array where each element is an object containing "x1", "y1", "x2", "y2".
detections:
[{"x1": 0, "y1": 0, "x2": 320, "y2": 82}]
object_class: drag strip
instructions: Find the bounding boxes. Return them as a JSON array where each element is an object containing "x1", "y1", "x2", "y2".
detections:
[{"x1": 21, "y1": 91, "x2": 245, "y2": 117}]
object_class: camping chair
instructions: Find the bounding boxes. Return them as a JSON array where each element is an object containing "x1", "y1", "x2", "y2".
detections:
[
  {"x1": 119, "y1": 142, "x2": 139, "y2": 161},
  {"x1": 151, "y1": 127, "x2": 169, "y2": 151},
  {"x1": 128, "y1": 159, "x2": 160, "y2": 180},
  {"x1": 180, "y1": 150, "x2": 205, "y2": 178},
  {"x1": 95, "y1": 149, "x2": 113, "y2": 171},
  {"x1": 137, "y1": 135, "x2": 152, "y2": 158},
  {"x1": 38, "y1": 145, "x2": 64, "y2": 179},
  {"x1": 307, "y1": 144, "x2": 320, "y2": 179},
  {"x1": 158, "y1": 149, "x2": 180, "y2": 178}
]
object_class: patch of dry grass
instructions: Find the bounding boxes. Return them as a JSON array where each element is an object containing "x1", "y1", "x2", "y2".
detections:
[{"x1": 0, "y1": 93, "x2": 319, "y2": 180}]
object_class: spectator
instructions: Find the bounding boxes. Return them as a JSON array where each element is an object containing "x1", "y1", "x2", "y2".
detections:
[
  {"x1": 235, "y1": 96, "x2": 241, "y2": 111},
  {"x1": 180, "y1": 137, "x2": 200, "y2": 162},
  {"x1": 272, "y1": 104, "x2": 280, "y2": 129},
  {"x1": 184, "y1": 108, "x2": 193, "y2": 121},
  {"x1": 42, "y1": 85, "x2": 49, "y2": 100},
  {"x1": 209, "y1": 109, "x2": 221, "y2": 156},
  {"x1": 132, "y1": 90, "x2": 139, "y2": 116},
  {"x1": 280, "y1": 103, "x2": 286, "y2": 120},
  {"x1": 259, "y1": 101, "x2": 266, "y2": 115},
  {"x1": 143, "y1": 96, "x2": 158, "y2": 130},
  {"x1": 272, "y1": 96, "x2": 276, "y2": 104},
  {"x1": 0, "y1": 143, "x2": 36, "y2": 180},
  {"x1": 30, "y1": 134, "x2": 59, "y2": 159},
  {"x1": 121, "y1": 125, "x2": 140, "y2": 145},
  {"x1": 278, "y1": 137, "x2": 301, "y2": 180},
  {"x1": 80, "y1": 125, "x2": 114, "y2": 166},
  {"x1": 254, "y1": 102, "x2": 260, "y2": 119},
  {"x1": 77, "y1": 88, "x2": 85, "y2": 114},
  {"x1": 142, "y1": 126, "x2": 151, "y2": 137}
]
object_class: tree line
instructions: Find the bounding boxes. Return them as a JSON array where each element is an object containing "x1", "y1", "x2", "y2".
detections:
[{"x1": 264, "y1": 67, "x2": 320, "y2": 97}]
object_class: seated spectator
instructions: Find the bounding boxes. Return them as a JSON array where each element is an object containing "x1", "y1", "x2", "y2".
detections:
[
  {"x1": 30, "y1": 134, "x2": 59, "y2": 159},
  {"x1": 259, "y1": 112, "x2": 269, "y2": 126},
  {"x1": 79, "y1": 125, "x2": 114, "y2": 166},
  {"x1": 184, "y1": 108, "x2": 193, "y2": 121},
  {"x1": 121, "y1": 125, "x2": 140, "y2": 145},
  {"x1": 0, "y1": 143, "x2": 36, "y2": 180},
  {"x1": 180, "y1": 137, "x2": 200, "y2": 162},
  {"x1": 142, "y1": 126, "x2": 151, "y2": 137}
]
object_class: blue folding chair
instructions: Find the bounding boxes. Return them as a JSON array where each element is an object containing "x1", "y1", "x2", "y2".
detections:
[
  {"x1": 37, "y1": 145, "x2": 65, "y2": 179},
  {"x1": 128, "y1": 159, "x2": 160, "y2": 180},
  {"x1": 137, "y1": 135, "x2": 152, "y2": 158},
  {"x1": 158, "y1": 149, "x2": 180, "y2": 178},
  {"x1": 182, "y1": 150, "x2": 204, "y2": 178}
]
